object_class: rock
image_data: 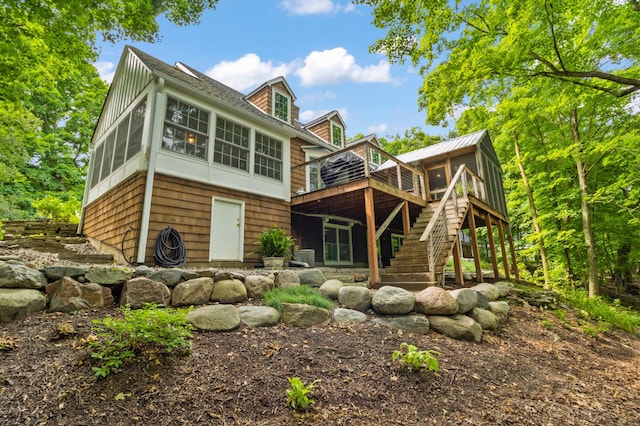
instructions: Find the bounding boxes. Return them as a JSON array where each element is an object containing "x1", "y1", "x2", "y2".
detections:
[
  {"x1": 475, "y1": 291, "x2": 490, "y2": 310},
  {"x1": 85, "y1": 267, "x2": 132, "y2": 285},
  {"x1": 371, "y1": 286, "x2": 415, "y2": 315},
  {"x1": 488, "y1": 301, "x2": 511, "y2": 323},
  {"x1": 148, "y1": 269, "x2": 183, "y2": 287},
  {"x1": 373, "y1": 315, "x2": 430, "y2": 335},
  {"x1": 210, "y1": 279, "x2": 247, "y2": 304},
  {"x1": 296, "y1": 269, "x2": 326, "y2": 287},
  {"x1": 319, "y1": 279, "x2": 344, "y2": 300},
  {"x1": 338, "y1": 286, "x2": 372, "y2": 312},
  {"x1": 213, "y1": 271, "x2": 243, "y2": 282},
  {"x1": 511, "y1": 288, "x2": 558, "y2": 308},
  {"x1": 493, "y1": 281, "x2": 513, "y2": 297},
  {"x1": 414, "y1": 287, "x2": 459, "y2": 315},
  {"x1": 239, "y1": 306, "x2": 280, "y2": 327},
  {"x1": 467, "y1": 308, "x2": 498, "y2": 331},
  {"x1": 0, "y1": 289, "x2": 47, "y2": 322},
  {"x1": 120, "y1": 277, "x2": 171, "y2": 308},
  {"x1": 471, "y1": 283, "x2": 500, "y2": 301},
  {"x1": 188, "y1": 305, "x2": 240, "y2": 331},
  {"x1": 0, "y1": 261, "x2": 47, "y2": 289},
  {"x1": 244, "y1": 275, "x2": 274, "y2": 299},
  {"x1": 133, "y1": 265, "x2": 154, "y2": 277},
  {"x1": 428, "y1": 314, "x2": 483, "y2": 343},
  {"x1": 181, "y1": 270, "x2": 200, "y2": 281},
  {"x1": 449, "y1": 288, "x2": 478, "y2": 313},
  {"x1": 280, "y1": 303, "x2": 331, "y2": 327},
  {"x1": 333, "y1": 308, "x2": 367, "y2": 324},
  {"x1": 43, "y1": 265, "x2": 89, "y2": 281},
  {"x1": 46, "y1": 277, "x2": 113, "y2": 313},
  {"x1": 275, "y1": 270, "x2": 300, "y2": 288},
  {"x1": 196, "y1": 268, "x2": 218, "y2": 278},
  {"x1": 171, "y1": 277, "x2": 213, "y2": 307}
]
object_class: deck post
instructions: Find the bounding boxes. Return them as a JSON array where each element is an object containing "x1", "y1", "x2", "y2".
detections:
[
  {"x1": 485, "y1": 212, "x2": 500, "y2": 280},
  {"x1": 468, "y1": 204, "x2": 484, "y2": 283},
  {"x1": 364, "y1": 188, "x2": 379, "y2": 285},
  {"x1": 452, "y1": 237, "x2": 464, "y2": 285},
  {"x1": 496, "y1": 221, "x2": 510, "y2": 279},
  {"x1": 402, "y1": 201, "x2": 410, "y2": 236},
  {"x1": 507, "y1": 224, "x2": 520, "y2": 279}
]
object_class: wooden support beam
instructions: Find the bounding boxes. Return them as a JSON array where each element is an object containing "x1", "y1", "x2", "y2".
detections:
[
  {"x1": 485, "y1": 212, "x2": 500, "y2": 280},
  {"x1": 452, "y1": 237, "x2": 464, "y2": 285},
  {"x1": 497, "y1": 221, "x2": 510, "y2": 280},
  {"x1": 402, "y1": 201, "x2": 410, "y2": 236},
  {"x1": 507, "y1": 225, "x2": 520, "y2": 279},
  {"x1": 375, "y1": 201, "x2": 404, "y2": 240},
  {"x1": 468, "y1": 204, "x2": 484, "y2": 283},
  {"x1": 364, "y1": 188, "x2": 379, "y2": 285}
]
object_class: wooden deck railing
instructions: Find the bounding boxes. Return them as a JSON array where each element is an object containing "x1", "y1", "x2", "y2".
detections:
[
  {"x1": 292, "y1": 141, "x2": 426, "y2": 200},
  {"x1": 419, "y1": 165, "x2": 482, "y2": 281}
]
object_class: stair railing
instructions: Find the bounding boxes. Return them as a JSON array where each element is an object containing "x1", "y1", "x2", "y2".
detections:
[{"x1": 419, "y1": 165, "x2": 468, "y2": 281}]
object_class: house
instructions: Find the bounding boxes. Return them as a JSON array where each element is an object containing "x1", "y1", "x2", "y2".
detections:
[{"x1": 80, "y1": 46, "x2": 518, "y2": 289}]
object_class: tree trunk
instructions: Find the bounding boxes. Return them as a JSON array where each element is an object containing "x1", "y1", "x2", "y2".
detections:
[
  {"x1": 570, "y1": 110, "x2": 599, "y2": 297},
  {"x1": 514, "y1": 135, "x2": 550, "y2": 287}
]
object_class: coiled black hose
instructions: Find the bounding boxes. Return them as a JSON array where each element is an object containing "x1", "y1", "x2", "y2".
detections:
[{"x1": 153, "y1": 226, "x2": 187, "y2": 267}]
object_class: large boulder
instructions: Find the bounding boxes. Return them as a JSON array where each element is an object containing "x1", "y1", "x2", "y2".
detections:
[
  {"x1": 449, "y1": 288, "x2": 478, "y2": 314},
  {"x1": 171, "y1": 277, "x2": 213, "y2": 307},
  {"x1": 467, "y1": 307, "x2": 498, "y2": 331},
  {"x1": 373, "y1": 315, "x2": 430, "y2": 335},
  {"x1": 338, "y1": 286, "x2": 372, "y2": 312},
  {"x1": 148, "y1": 269, "x2": 183, "y2": 287},
  {"x1": 333, "y1": 308, "x2": 367, "y2": 324},
  {"x1": 46, "y1": 277, "x2": 113, "y2": 313},
  {"x1": 239, "y1": 306, "x2": 280, "y2": 327},
  {"x1": 371, "y1": 286, "x2": 415, "y2": 315},
  {"x1": 493, "y1": 281, "x2": 513, "y2": 297},
  {"x1": 471, "y1": 283, "x2": 500, "y2": 301},
  {"x1": 319, "y1": 279, "x2": 344, "y2": 300},
  {"x1": 0, "y1": 261, "x2": 47, "y2": 289},
  {"x1": 0, "y1": 289, "x2": 47, "y2": 322},
  {"x1": 244, "y1": 275, "x2": 274, "y2": 299},
  {"x1": 275, "y1": 270, "x2": 300, "y2": 289},
  {"x1": 280, "y1": 303, "x2": 331, "y2": 327},
  {"x1": 296, "y1": 269, "x2": 326, "y2": 287},
  {"x1": 210, "y1": 279, "x2": 247, "y2": 304},
  {"x1": 488, "y1": 301, "x2": 511, "y2": 323},
  {"x1": 414, "y1": 287, "x2": 459, "y2": 315},
  {"x1": 43, "y1": 265, "x2": 89, "y2": 281},
  {"x1": 85, "y1": 267, "x2": 132, "y2": 285},
  {"x1": 188, "y1": 305, "x2": 240, "y2": 331},
  {"x1": 120, "y1": 277, "x2": 171, "y2": 308},
  {"x1": 428, "y1": 314, "x2": 483, "y2": 343}
]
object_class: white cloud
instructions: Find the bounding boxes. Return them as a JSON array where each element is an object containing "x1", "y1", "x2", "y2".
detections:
[
  {"x1": 367, "y1": 123, "x2": 388, "y2": 133},
  {"x1": 298, "y1": 91, "x2": 338, "y2": 103},
  {"x1": 281, "y1": 0, "x2": 336, "y2": 15},
  {"x1": 295, "y1": 48, "x2": 391, "y2": 86},
  {"x1": 205, "y1": 54, "x2": 291, "y2": 91},
  {"x1": 300, "y1": 107, "x2": 349, "y2": 123},
  {"x1": 94, "y1": 61, "x2": 115, "y2": 83}
]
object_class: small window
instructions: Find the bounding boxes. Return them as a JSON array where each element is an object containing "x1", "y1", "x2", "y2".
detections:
[
  {"x1": 90, "y1": 144, "x2": 104, "y2": 188},
  {"x1": 100, "y1": 131, "x2": 116, "y2": 181},
  {"x1": 370, "y1": 149, "x2": 381, "y2": 166},
  {"x1": 323, "y1": 223, "x2": 352, "y2": 264},
  {"x1": 255, "y1": 132, "x2": 283, "y2": 181},
  {"x1": 126, "y1": 98, "x2": 146, "y2": 161},
  {"x1": 162, "y1": 97, "x2": 209, "y2": 160},
  {"x1": 214, "y1": 116, "x2": 250, "y2": 171},
  {"x1": 331, "y1": 123, "x2": 343, "y2": 148},
  {"x1": 112, "y1": 115, "x2": 130, "y2": 171},
  {"x1": 274, "y1": 91, "x2": 289, "y2": 122}
]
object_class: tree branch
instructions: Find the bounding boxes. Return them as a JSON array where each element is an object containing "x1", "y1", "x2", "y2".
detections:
[{"x1": 543, "y1": 0, "x2": 567, "y2": 71}]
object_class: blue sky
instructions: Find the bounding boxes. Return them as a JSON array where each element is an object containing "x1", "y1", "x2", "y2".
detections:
[{"x1": 94, "y1": 0, "x2": 454, "y2": 139}]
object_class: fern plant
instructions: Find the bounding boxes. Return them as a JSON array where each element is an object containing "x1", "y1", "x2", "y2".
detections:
[
  {"x1": 286, "y1": 377, "x2": 319, "y2": 411},
  {"x1": 392, "y1": 343, "x2": 440, "y2": 373},
  {"x1": 251, "y1": 225, "x2": 295, "y2": 258}
]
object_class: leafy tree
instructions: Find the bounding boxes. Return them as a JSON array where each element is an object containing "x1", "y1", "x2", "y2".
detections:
[{"x1": 380, "y1": 127, "x2": 443, "y2": 156}]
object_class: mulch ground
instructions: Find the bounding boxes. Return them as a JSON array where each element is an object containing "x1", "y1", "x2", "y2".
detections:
[{"x1": 1, "y1": 297, "x2": 639, "y2": 425}]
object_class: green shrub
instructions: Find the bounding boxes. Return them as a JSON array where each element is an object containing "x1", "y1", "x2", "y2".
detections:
[
  {"x1": 263, "y1": 285, "x2": 333, "y2": 312},
  {"x1": 560, "y1": 289, "x2": 640, "y2": 334},
  {"x1": 32, "y1": 195, "x2": 81, "y2": 223},
  {"x1": 0, "y1": 221, "x2": 4, "y2": 240},
  {"x1": 251, "y1": 225, "x2": 295, "y2": 257},
  {"x1": 286, "y1": 377, "x2": 319, "y2": 411},
  {"x1": 392, "y1": 343, "x2": 440, "y2": 373},
  {"x1": 88, "y1": 304, "x2": 194, "y2": 377}
]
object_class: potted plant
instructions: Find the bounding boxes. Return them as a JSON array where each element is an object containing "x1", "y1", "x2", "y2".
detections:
[{"x1": 251, "y1": 225, "x2": 295, "y2": 268}]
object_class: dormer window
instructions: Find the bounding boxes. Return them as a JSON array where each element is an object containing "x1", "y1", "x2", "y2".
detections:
[
  {"x1": 331, "y1": 122, "x2": 343, "y2": 148},
  {"x1": 273, "y1": 90, "x2": 290, "y2": 123}
]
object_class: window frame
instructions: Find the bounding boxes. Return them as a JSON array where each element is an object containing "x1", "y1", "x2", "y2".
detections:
[
  {"x1": 330, "y1": 121, "x2": 344, "y2": 148},
  {"x1": 273, "y1": 89, "x2": 290, "y2": 123},
  {"x1": 254, "y1": 131, "x2": 283, "y2": 181},
  {"x1": 162, "y1": 96, "x2": 210, "y2": 161},
  {"x1": 213, "y1": 115, "x2": 251, "y2": 172},
  {"x1": 323, "y1": 221, "x2": 353, "y2": 265}
]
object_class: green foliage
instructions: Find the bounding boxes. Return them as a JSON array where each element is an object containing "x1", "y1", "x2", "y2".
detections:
[
  {"x1": 0, "y1": 221, "x2": 4, "y2": 240},
  {"x1": 88, "y1": 304, "x2": 194, "y2": 378},
  {"x1": 286, "y1": 377, "x2": 319, "y2": 411},
  {"x1": 263, "y1": 286, "x2": 333, "y2": 313},
  {"x1": 560, "y1": 289, "x2": 640, "y2": 334},
  {"x1": 392, "y1": 343, "x2": 440, "y2": 373},
  {"x1": 251, "y1": 225, "x2": 295, "y2": 258},
  {"x1": 32, "y1": 195, "x2": 81, "y2": 223}
]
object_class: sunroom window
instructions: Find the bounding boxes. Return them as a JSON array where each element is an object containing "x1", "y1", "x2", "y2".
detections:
[
  {"x1": 162, "y1": 97, "x2": 209, "y2": 160},
  {"x1": 331, "y1": 123, "x2": 343, "y2": 148},
  {"x1": 274, "y1": 91, "x2": 289, "y2": 122},
  {"x1": 214, "y1": 116, "x2": 250, "y2": 171},
  {"x1": 254, "y1": 132, "x2": 283, "y2": 181}
]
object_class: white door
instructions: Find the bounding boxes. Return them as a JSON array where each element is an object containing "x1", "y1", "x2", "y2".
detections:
[{"x1": 209, "y1": 198, "x2": 244, "y2": 261}]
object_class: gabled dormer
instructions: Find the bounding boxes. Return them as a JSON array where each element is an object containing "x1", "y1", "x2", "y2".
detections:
[
  {"x1": 348, "y1": 134, "x2": 382, "y2": 165},
  {"x1": 246, "y1": 76, "x2": 299, "y2": 125},
  {"x1": 304, "y1": 110, "x2": 347, "y2": 149}
]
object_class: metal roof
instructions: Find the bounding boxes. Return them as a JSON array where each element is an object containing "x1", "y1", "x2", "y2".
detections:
[{"x1": 393, "y1": 129, "x2": 488, "y2": 164}]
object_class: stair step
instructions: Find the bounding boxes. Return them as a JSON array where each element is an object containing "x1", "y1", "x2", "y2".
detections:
[{"x1": 379, "y1": 272, "x2": 432, "y2": 282}]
